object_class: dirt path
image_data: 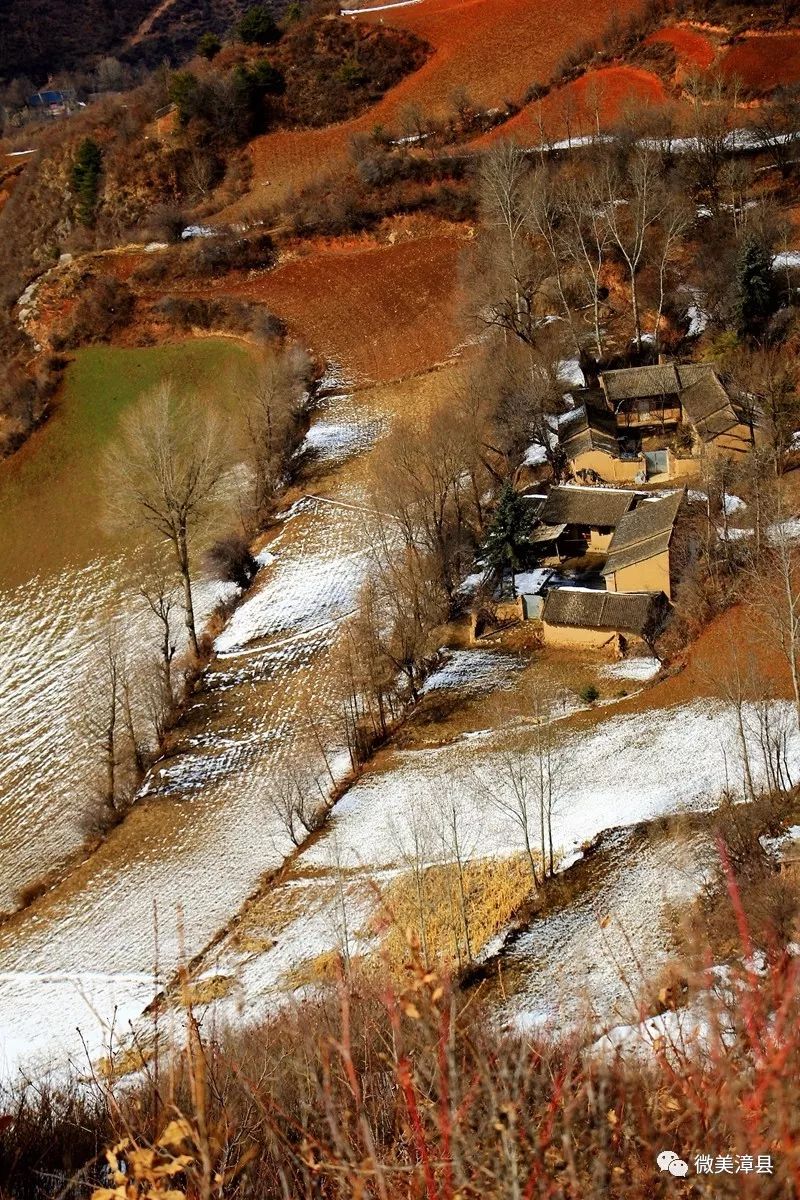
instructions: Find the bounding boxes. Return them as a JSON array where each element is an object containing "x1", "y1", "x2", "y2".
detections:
[{"x1": 125, "y1": 0, "x2": 179, "y2": 47}]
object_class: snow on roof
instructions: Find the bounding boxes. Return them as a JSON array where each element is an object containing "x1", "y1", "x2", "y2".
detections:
[
  {"x1": 774, "y1": 250, "x2": 800, "y2": 270},
  {"x1": 558, "y1": 358, "x2": 586, "y2": 389},
  {"x1": 514, "y1": 568, "x2": 554, "y2": 596}
]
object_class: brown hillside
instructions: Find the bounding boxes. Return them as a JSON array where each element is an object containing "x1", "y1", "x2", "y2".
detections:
[
  {"x1": 720, "y1": 32, "x2": 800, "y2": 94},
  {"x1": 181, "y1": 231, "x2": 467, "y2": 380},
  {"x1": 475, "y1": 66, "x2": 668, "y2": 148},
  {"x1": 226, "y1": 0, "x2": 647, "y2": 214}
]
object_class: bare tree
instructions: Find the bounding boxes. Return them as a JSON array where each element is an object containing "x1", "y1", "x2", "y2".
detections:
[
  {"x1": 473, "y1": 752, "x2": 541, "y2": 887},
  {"x1": 105, "y1": 381, "x2": 232, "y2": 656},
  {"x1": 725, "y1": 346, "x2": 798, "y2": 463},
  {"x1": 652, "y1": 193, "x2": 692, "y2": 356},
  {"x1": 267, "y1": 765, "x2": 328, "y2": 847},
  {"x1": 748, "y1": 512, "x2": 800, "y2": 733},
  {"x1": 747, "y1": 86, "x2": 800, "y2": 179},
  {"x1": 139, "y1": 558, "x2": 179, "y2": 700},
  {"x1": 369, "y1": 398, "x2": 475, "y2": 599},
  {"x1": 559, "y1": 170, "x2": 611, "y2": 361},
  {"x1": 240, "y1": 345, "x2": 312, "y2": 525},
  {"x1": 390, "y1": 794, "x2": 435, "y2": 968},
  {"x1": 477, "y1": 142, "x2": 536, "y2": 341},
  {"x1": 683, "y1": 69, "x2": 740, "y2": 203},
  {"x1": 601, "y1": 148, "x2": 671, "y2": 353},
  {"x1": 82, "y1": 632, "x2": 143, "y2": 818},
  {"x1": 436, "y1": 785, "x2": 476, "y2": 965}
]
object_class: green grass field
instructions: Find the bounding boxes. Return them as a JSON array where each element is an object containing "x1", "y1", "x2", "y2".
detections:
[{"x1": 0, "y1": 339, "x2": 251, "y2": 590}]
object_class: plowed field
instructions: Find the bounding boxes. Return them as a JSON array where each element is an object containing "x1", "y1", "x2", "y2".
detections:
[
  {"x1": 645, "y1": 24, "x2": 717, "y2": 70},
  {"x1": 225, "y1": 0, "x2": 646, "y2": 214},
  {"x1": 720, "y1": 33, "x2": 800, "y2": 95},
  {"x1": 476, "y1": 66, "x2": 667, "y2": 147},
  {"x1": 179, "y1": 232, "x2": 467, "y2": 380}
]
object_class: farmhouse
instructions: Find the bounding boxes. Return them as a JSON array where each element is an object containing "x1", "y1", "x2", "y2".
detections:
[
  {"x1": 541, "y1": 587, "x2": 669, "y2": 653},
  {"x1": 521, "y1": 485, "x2": 685, "y2": 652},
  {"x1": 559, "y1": 406, "x2": 645, "y2": 484},
  {"x1": 601, "y1": 489, "x2": 684, "y2": 600},
  {"x1": 531, "y1": 484, "x2": 645, "y2": 555},
  {"x1": 561, "y1": 363, "x2": 760, "y2": 484}
]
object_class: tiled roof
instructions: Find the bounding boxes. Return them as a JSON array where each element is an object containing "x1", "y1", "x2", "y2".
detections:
[
  {"x1": 542, "y1": 587, "x2": 667, "y2": 635},
  {"x1": 601, "y1": 364, "x2": 681, "y2": 403},
  {"x1": 601, "y1": 490, "x2": 684, "y2": 575},
  {"x1": 600, "y1": 362, "x2": 721, "y2": 407},
  {"x1": 679, "y1": 373, "x2": 743, "y2": 442},
  {"x1": 560, "y1": 405, "x2": 621, "y2": 459},
  {"x1": 540, "y1": 485, "x2": 640, "y2": 529}
]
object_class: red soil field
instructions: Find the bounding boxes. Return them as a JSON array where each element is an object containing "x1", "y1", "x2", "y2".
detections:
[
  {"x1": 720, "y1": 33, "x2": 800, "y2": 94},
  {"x1": 185, "y1": 233, "x2": 466, "y2": 381},
  {"x1": 355, "y1": 0, "x2": 641, "y2": 114},
  {"x1": 476, "y1": 66, "x2": 668, "y2": 148},
  {"x1": 223, "y1": 0, "x2": 647, "y2": 215},
  {"x1": 645, "y1": 24, "x2": 717, "y2": 70}
]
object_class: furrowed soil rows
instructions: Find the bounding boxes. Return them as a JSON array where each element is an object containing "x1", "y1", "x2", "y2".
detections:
[
  {"x1": 477, "y1": 66, "x2": 668, "y2": 147},
  {"x1": 226, "y1": 0, "x2": 647, "y2": 211},
  {"x1": 180, "y1": 233, "x2": 466, "y2": 381}
]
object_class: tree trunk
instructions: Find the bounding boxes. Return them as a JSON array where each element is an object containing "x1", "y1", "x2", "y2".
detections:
[
  {"x1": 630, "y1": 270, "x2": 642, "y2": 354},
  {"x1": 178, "y1": 530, "x2": 199, "y2": 656}
]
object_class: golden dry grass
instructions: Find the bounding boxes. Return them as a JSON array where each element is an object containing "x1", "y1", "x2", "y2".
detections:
[
  {"x1": 374, "y1": 854, "x2": 535, "y2": 971},
  {"x1": 179, "y1": 975, "x2": 237, "y2": 1007}
]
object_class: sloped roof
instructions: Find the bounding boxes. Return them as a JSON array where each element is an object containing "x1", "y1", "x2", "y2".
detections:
[
  {"x1": 601, "y1": 490, "x2": 684, "y2": 576},
  {"x1": 680, "y1": 373, "x2": 744, "y2": 442},
  {"x1": 542, "y1": 587, "x2": 667, "y2": 635},
  {"x1": 540, "y1": 485, "x2": 640, "y2": 529},
  {"x1": 600, "y1": 362, "x2": 722, "y2": 406},
  {"x1": 601, "y1": 364, "x2": 681, "y2": 404},
  {"x1": 676, "y1": 363, "x2": 719, "y2": 389},
  {"x1": 560, "y1": 405, "x2": 621, "y2": 460}
]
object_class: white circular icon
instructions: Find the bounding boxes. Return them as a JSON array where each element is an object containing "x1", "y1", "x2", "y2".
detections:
[{"x1": 657, "y1": 1150, "x2": 689, "y2": 1177}]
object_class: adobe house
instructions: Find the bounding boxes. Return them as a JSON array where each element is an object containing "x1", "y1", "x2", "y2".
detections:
[
  {"x1": 559, "y1": 405, "x2": 645, "y2": 485},
  {"x1": 560, "y1": 363, "x2": 760, "y2": 484},
  {"x1": 601, "y1": 489, "x2": 684, "y2": 600},
  {"x1": 534, "y1": 484, "x2": 645, "y2": 556},
  {"x1": 541, "y1": 588, "x2": 669, "y2": 653}
]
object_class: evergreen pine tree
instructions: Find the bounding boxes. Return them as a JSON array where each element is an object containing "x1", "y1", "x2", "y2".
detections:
[
  {"x1": 71, "y1": 138, "x2": 102, "y2": 227},
  {"x1": 237, "y1": 6, "x2": 281, "y2": 45},
  {"x1": 481, "y1": 482, "x2": 533, "y2": 598},
  {"x1": 197, "y1": 32, "x2": 222, "y2": 60},
  {"x1": 735, "y1": 234, "x2": 776, "y2": 337}
]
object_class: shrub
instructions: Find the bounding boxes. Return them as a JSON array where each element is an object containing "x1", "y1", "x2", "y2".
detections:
[
  {"x1": 186, "y1": 230, "x2": 276, "y2": 276},
  {"x1": 197, "y1": 32, "x2": 222, "y2": 60},
  {"x1": 70, "y1": 137, "x2": 103, "y2": 227},
  {"x1": 154, "y1": 295, "x2": 284, "y2": 340},
  {"x1": 60, "y1": 276, "x2": 134, "y2": 348},
  {"x1": 237, "y1": 5, "x2": 282, "y2": 46},
  {"x1": 579, "y1": 683, "x2": 600, "y2": 704},
  {"x1": 203, "y1": 533, "x2": 258, "y2": 589}
]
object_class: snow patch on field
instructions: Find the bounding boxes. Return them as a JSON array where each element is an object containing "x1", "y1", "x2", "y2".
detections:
[
  {"x1": 601, "y1": 657, "x2": 661, "y2": 682},
  {"x1": 215, "y1": 516, "x2": 369, "y2": 653},
  {"x1": 302, "y1": 421, "x2": 371, "y2": 463},
  {"x1": 303, "y1": 700, "x2": 800, "y2": 875},
  {"x1": 422, "y1": 650, "x2": 521, "y2": 695},
  {"x1": 500, "y1": 827, "x2": 710, "y2": 1030}
]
